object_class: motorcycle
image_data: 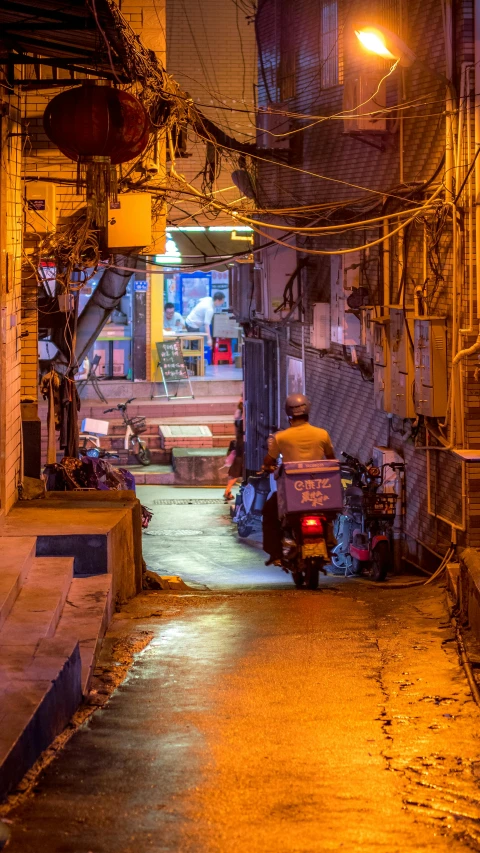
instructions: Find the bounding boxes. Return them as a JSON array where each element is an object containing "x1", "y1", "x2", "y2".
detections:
[
  {"x1": 103, "y1": 398, "x2": 152, "y2": 466},
  {"x1": 331, "y1": 452, "x2": 403, "y2": 581},
  {"x1": 275, "y1": 460, "x2": 342, "y2": 590}
]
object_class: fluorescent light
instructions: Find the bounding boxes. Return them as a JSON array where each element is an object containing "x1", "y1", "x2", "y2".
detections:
[
  {"x1": 167, "y1": 227, "x2": 206, "y2": 232},
  {"x1": 208, "y1": 226, "x2": 253, "y2": 232}
]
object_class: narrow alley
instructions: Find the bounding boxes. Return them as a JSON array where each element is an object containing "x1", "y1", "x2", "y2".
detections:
[{"x1": 5, "y1": 488, "x2": 480, "y2": 853}]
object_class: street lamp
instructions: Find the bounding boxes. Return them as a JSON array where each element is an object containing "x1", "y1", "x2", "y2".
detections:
[
  {"x1": 354, "y1": 25, "x2": 416, "y2": 68},
  {"x1": 354, "y1": 22, "x2": 454, "y2": 196}
]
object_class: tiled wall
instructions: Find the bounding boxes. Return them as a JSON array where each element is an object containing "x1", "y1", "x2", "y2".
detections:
[{"x1": 248, "y1": 0, "x2": 477, "y2": 561}]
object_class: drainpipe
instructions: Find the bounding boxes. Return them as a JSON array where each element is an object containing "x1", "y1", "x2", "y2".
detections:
[{"x1": 74, "y1": 254, "x2": 136, "y2": 367}]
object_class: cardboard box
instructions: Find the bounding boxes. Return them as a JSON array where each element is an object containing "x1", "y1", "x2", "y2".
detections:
[{"x1": 276, "y1": 459, "x2": 343, "y2": 515}]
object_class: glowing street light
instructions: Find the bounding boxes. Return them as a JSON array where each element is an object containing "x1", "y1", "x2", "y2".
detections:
[{"x1": 354, "y1": 25, "x2": 416, "y2": 68}]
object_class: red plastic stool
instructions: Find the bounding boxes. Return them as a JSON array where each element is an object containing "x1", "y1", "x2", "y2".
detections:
[{"x1": 212, "y1": 338, "x2": 234, "y2": 365}]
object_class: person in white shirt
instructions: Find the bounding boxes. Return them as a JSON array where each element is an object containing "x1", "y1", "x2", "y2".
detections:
[
  {"x1": 185, "y1": 292, "x2": 225, "y2": 346},
  {"x1": 164, "y1": 303, "x2": 185, "y2": 331}
]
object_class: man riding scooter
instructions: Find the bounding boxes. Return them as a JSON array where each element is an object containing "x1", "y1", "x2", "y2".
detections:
[{"x1": 262, "y1": 394, "x2": 336, "y2": 566}]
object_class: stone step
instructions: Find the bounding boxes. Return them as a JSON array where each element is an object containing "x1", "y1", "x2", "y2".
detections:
[
  {"x1": 125, "y1": 464, "x2": 175, "y2": 485},
  {"x1": 0, "y1": 637, "x2": 81, "y2": 801},
  {"x1": 55, "y1": 575, "x2": 113, "y2": 694},
  {"x1": 0, "y1": 537, "x2": 37, "y2": 631},
  {"x1": 0, "y1": 557, "x2": 73, "y2": 648}
]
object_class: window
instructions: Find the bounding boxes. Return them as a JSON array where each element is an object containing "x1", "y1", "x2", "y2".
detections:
[
  {"x1": 320, "y1": 1, "x2": 339, "y2": 89},
  {"x1": 278, "y1": 0, "x2": 296, "y2": 100}
]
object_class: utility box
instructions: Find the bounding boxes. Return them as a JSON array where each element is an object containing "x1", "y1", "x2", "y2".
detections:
[
  {"x1": 389, "y1": 306, "x2": 415, "y2": 418},
  {"x1": 330, "y1": 255, "x2": 361, "y2": 346},
  {"x1": 25, "y1": 181, "x2": 56, "y2": 234},
  {"x1": 107, "y1": 193, "x2": 152, "y2": 249},
  {"x1": 260, "y1": 239, "x2": 299, "y2": 321},
  {"x1": 372, "y1": 446, "x2": 403, "y2": 494},
  {"x1": 373, "y1": 317, "x2": 390, "y2": 411},
  {"x1": 414, "y1": 317, "x2": 448, "y2": 417},
  {"x1": 361, "y1": 306, "x2": 377, "y2": 358},
  {"x1": 311, "y1": 303, "x2": 330, "y2": 349}
]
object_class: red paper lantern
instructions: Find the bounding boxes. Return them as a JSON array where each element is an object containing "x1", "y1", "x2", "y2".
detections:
[{"x1": 43, "y1": 81, "x2": 150, "y2": 165}]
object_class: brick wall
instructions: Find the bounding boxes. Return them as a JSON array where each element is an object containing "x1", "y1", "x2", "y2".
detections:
[{"x1": 246, "y1": 0, "x2": 477, "y2": 565}]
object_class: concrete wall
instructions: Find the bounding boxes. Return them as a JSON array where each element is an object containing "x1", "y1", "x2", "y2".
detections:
[{"x1": 0, "y1": 90, "x2": 24, "y2": 513}]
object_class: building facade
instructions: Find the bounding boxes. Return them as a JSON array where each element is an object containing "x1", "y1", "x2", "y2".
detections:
[{"x1": 234, "y1": 0, "x2": 478, "y2": 565}]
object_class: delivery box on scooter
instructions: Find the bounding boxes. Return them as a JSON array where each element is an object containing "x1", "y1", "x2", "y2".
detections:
[{"x1": 276, "y1": 459, "x2": 343, "y2": 515}]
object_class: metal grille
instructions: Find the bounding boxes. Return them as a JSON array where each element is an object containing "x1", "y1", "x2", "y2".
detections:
[
  {"x1": 244, "y1": 338, "x2": 278, "y2": 473},
  {"x1": 320, "y1": 1, "x2": 338, "y2": 90}
]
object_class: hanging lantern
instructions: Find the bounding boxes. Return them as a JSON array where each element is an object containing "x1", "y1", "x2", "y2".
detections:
[{"x1": 43, "y1": 81, "x2": 151, "y2": 228}]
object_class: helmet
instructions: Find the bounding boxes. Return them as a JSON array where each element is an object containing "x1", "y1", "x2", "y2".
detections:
[{"x1": 285, "y1": 393, "x2": 311, "y2": 418}]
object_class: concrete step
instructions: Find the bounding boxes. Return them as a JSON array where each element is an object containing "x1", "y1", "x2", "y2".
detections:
[
  {"x1": 125, "y1": 464, "x2": 175, "y2": 485},
  {"x1": 55, "y1": 575, "x2": 113, "y2": 694},
  {"x1": 0, "y1": 557, "x2": 73, "y2": 648},
  {"x1": 172, "y1": 447, "x2": 229, "y2": 486},
  {"x1": 0, "y1": 637, "x2": 81, "y2": 801},
  {"x1": 0, "y1": 537, "x2": 37, "y2": 631}
]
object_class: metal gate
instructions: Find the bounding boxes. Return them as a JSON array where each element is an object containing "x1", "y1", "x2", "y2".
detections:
[{"x1": 243, "y1": 338, "x2": 278, "y2": 473}]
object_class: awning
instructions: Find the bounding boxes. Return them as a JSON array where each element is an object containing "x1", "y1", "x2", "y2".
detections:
[{"x1": 0, "y1": 0, "x2": 134, "y2": 84}]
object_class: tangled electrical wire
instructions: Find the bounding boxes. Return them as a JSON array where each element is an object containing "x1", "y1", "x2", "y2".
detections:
[{"x1": 33, "y1": 214, "x2": 100, "y2": 294}]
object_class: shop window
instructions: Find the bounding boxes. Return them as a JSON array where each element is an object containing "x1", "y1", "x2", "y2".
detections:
[{"x1": 320, "y1": 1, "x2": 339, "y2": 89}]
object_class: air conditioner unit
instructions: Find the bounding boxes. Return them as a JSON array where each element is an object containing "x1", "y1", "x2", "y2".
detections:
[
  {"x1": 343, "y1": 72, "x2": 387, "y2": 133},
  {"x1": 257, "y1": 108, "x2": 290, "y2": 149},
  {"x1": 311, "y1": 303, "x2": 330, "y2": 349}
]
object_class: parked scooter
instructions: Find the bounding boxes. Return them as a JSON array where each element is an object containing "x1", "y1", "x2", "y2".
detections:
[
  {"x1": 233, "y1": 472, "x2": 271, "y2": 538},
  {"x1": 78, "y1": 432, "x2": 119, "y2": 460},
  {"x1": 331, "y1": 452, "x2": 404, "y2": 581},
  {"x1": 103, "y1": 398, "x2": 152, "y2": 466}
]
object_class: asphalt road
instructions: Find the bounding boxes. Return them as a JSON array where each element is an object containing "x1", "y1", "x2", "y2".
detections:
[{"x1": 6, "y1": 488, "x2": 480, "y2": 852}]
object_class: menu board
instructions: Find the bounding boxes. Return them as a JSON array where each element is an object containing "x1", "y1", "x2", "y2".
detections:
[{"x1": 156, "y1": 339, "x2": 188, "y2": 382}]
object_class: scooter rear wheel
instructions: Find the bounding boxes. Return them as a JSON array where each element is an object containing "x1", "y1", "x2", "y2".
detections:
[{"x1": 304, "y1": 562, "x2": 320, "y2": 590}]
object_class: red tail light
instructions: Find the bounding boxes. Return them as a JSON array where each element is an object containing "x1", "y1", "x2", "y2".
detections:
[{"x1": 301, "y1": 515, "x2": 324, "y2": 535}]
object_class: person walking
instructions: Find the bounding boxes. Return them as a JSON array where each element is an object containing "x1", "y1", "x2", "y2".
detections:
[{"x1": 223, "y1": 399, "x2": 244, "y2": 502}]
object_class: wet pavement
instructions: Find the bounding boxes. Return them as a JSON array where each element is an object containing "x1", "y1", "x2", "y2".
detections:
[{"x1": 5, "y1": 487, "x2": 480, "y2": 852}]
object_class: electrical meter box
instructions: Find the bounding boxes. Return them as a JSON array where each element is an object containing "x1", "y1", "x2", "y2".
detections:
[
  {"x1": 260, "y1": 238, "x2": 299, "y2": 321},
  {"x1": 330, "y1": 255, "x2": 361, "y2": 346},
  {"x1": 389, "y1": 306, "x2": 415, "y2": 418},
  {"x1": 311, "y1": 303, "x2": 330, "y2": 349},
  {"x1": 414, "y1": 317, "x2": 447, "y2": 417},
  {"x1": 25, "y1": 181, "x2": 56, "y2": 234},
  {"x1": 373, "y1": 317, "x2": 390, "y2": 411},
  {"x1": 107, "y1": 193, "x2": 152, "y2": 249}
]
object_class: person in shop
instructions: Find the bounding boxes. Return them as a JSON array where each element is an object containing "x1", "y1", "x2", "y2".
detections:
[
  {"x1": 185, "y1": 291, "x2": 225, "y2": 346},
  {"x1": 223, "y1": 398, "x2": 244, "y2": 502},
  {"x1": 164, "y1": 302, "x2": 185, "y2": 332}
]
